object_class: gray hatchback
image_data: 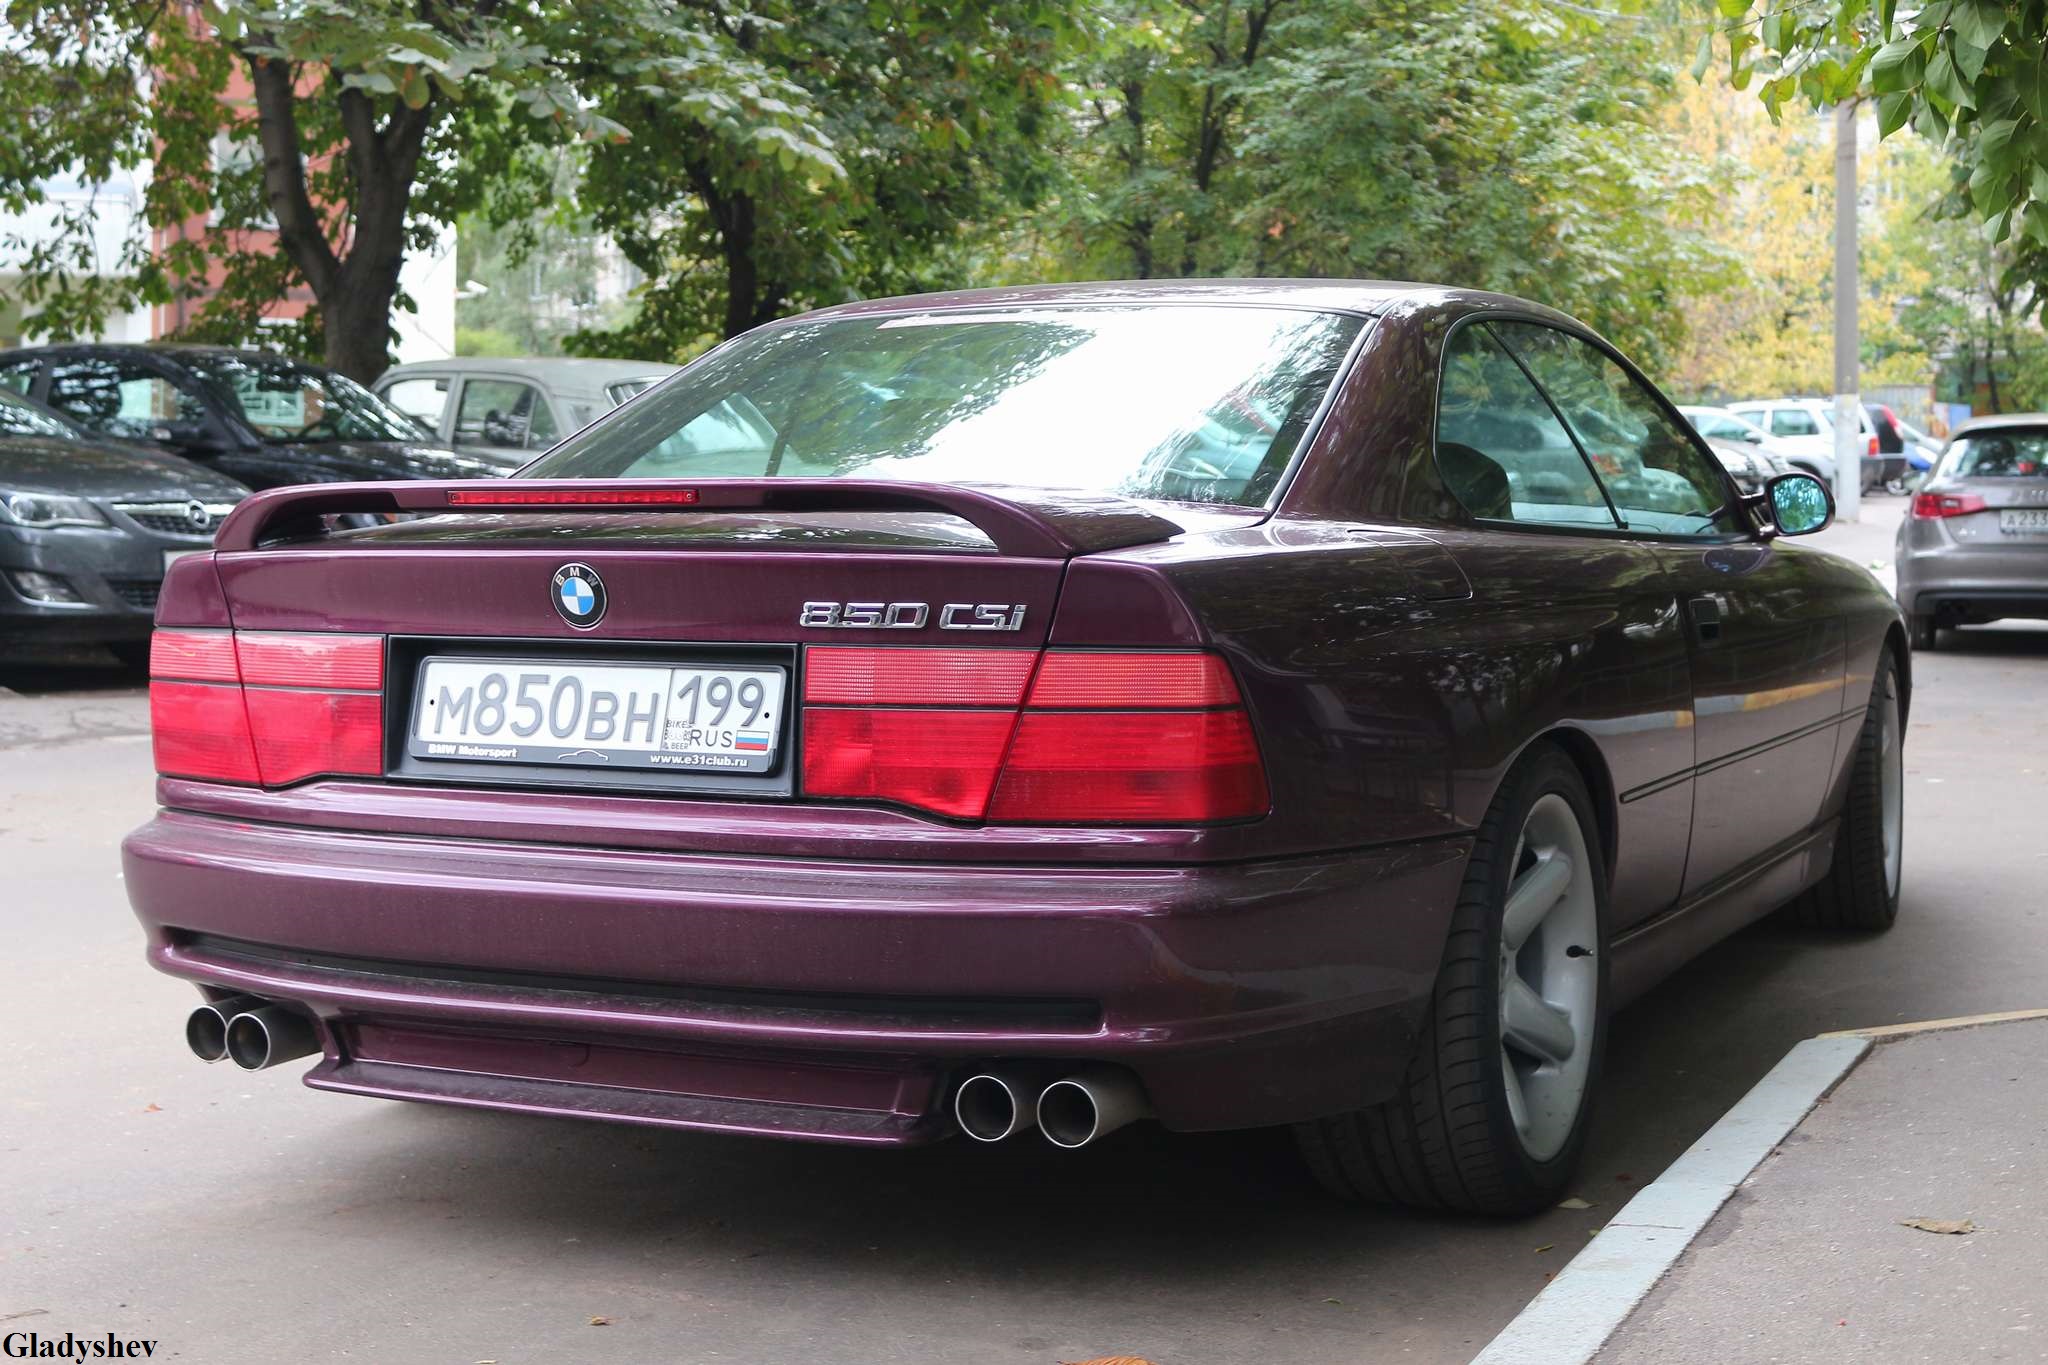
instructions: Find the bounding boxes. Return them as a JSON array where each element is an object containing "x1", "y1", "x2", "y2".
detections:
[{"x1": 1896, "y1": 413, "x2": 2048, "y2": 648}]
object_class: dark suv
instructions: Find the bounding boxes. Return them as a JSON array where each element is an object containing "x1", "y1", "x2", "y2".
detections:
[{"x1": 0, "y1": 345, "x2": 519, "y2": 490}]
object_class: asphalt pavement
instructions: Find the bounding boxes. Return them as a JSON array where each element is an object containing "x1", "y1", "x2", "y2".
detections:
[{"x1": 6, "y1": 493, "x2": 2047, "y2": 1364}]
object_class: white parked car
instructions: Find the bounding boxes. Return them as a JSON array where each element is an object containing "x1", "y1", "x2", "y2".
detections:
[
  {"x1": 374, "y1": 357, "x2": 680, "y2": 465},
  {"x1": 1725, "y1": 398, "x2": 1907, "y2": 491}
]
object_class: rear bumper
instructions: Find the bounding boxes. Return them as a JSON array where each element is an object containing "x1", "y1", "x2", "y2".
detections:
[
  {"x1": 123, "y1": 810, "x2": 1468, "y2": 1143},
  {"x1": 1895, "y1": 541, "x2": 2048, "y2": 621}
]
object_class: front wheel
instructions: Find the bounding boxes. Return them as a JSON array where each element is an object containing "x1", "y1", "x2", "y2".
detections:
[{"x1": 1296, "y1": 746, "x2": 1608, "y2": 1216}]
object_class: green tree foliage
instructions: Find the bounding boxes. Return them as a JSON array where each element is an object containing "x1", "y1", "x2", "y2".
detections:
[
  {"x1": 1014, "y1": 0, "x2": 1730, "y2": 368},
  {"x1": 1702, "y1": 0, "x2": 2048, "y2": 281},
  {"x1": 560, "y1": 2, "x2": 1065, "y2": 361},
  {"x1": 1, "y1": 0, "x2": 842, "y2": 381}
]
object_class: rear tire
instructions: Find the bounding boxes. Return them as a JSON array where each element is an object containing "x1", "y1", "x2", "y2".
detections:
[
  {"x1": 1785, "y1": 649, "x2": 1903, "y2": 931},
  {"x1": 1295, "y1": 746, "x2": 1608, "y2": 1216},
  {"x1": 1909, "y1": 615, "x2": 1938, "y2": 651}
]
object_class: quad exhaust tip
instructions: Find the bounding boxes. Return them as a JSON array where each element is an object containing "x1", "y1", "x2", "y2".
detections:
[
  {"x1": 953, "y1": 1071, "x2": 1040, "y2": 1143},
  {"x1": 1037, "y1": 1066, "x2": 1148, "y2": 1149}
]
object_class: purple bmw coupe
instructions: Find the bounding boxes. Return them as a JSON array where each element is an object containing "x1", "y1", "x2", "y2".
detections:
[{"x1": 124, "y1": 282, "x2": 1906, "y2": 1215}]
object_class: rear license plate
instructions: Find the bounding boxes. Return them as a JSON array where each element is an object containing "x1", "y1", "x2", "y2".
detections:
[
  {"x1": 409, "y1": 658, "x2": 786, "y2": 773},
  {"x1": 1999, "y1": 508, "x2": 2048, "y2": 534}
]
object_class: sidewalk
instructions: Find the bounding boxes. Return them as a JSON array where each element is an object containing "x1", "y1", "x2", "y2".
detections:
[{"x1": 1476, "y1": 1014, "x2": 2048, "y2": 1363}]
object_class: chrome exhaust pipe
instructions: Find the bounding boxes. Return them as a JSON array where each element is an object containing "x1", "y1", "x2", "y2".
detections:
[
  {"x1": 224, "y1": 1005, "x2": 320, "y2": 1071},
  {"x1": 953, "y1": 1070, "x2": 1040, "y2": 1143},
  {"x1": 185, "y1": 994, "x2": 267, "y2": 1063},
  {"x1": 1037, "y1": 1067, "x2": 1149, "y2": 1149}
]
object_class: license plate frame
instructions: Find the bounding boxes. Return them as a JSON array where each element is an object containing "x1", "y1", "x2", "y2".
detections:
[
  {"x1": 1998, "y1": 508, "x2": 2048, "y2": 534},
  {"x1": 385, "y1": 637, "x2": 799, "y2": 798},
  {"x1": 408, "y1": 657, "x2": 788, "y2": 774}
]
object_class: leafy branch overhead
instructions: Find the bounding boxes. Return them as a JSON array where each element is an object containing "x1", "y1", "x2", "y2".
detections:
[
  {"x1": 1703, "y1": 0, "x2": 2045, "y2": 245},
  {"x1": 0, "y1": 0, "x2": 848, "y2": 380}
]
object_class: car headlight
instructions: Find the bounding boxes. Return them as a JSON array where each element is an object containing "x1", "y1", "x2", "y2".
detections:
[{"x1": 0, "y1": 491, "x2": 109, "y2": 528}]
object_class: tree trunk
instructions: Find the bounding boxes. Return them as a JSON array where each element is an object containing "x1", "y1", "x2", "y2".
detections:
[{"x1": 247, "y1": 53, "x2": 431, "y2": 385}]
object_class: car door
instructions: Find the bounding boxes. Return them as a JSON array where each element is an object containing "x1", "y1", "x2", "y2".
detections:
[
  {"x1": 450, "y1": 376, "x2": 560, "y2": 462},
  {"x1": 1497, "y1": 323, "x2": 1846, "y2": 898},
  {"x1": 1431, "y1": 320, "x2": 1696, "y2": 930}
]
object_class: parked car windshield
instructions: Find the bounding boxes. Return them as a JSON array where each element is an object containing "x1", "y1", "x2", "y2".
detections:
[
  {"x1": 181, "y1": 353, "x2": 422, "y2": 445},
  {"x1": 0, "y1": 388, "x2": 82, "y2": 440},
  {"x1": 1941, "y1": 429, "x2": 2048, "y2": 479},
  {"x1": 524, "y1": 306, "x2": 1364, "y2": 507}
]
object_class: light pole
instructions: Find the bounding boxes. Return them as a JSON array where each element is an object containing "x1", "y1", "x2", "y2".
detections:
[{"x1": 1832, "y1": 99, "x2": 1862, "y2": 521}]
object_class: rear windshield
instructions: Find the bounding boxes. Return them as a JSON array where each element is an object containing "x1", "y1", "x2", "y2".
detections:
[
  {"x1": 522, "y1": 305, "x2": 1364, "y2": 507},
  {"x1": 1940, "y1": 430, "x2": 2048, "y2": 479}
]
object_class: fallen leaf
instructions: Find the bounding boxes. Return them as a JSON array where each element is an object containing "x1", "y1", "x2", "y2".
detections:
[
  {"x1": 1061, "y1": 1358, "x2": 1160, "y2": 1365},
  {"x1": 142, "y1": 1104, "x2": 161, "y2": 1113},
  {"x1": 1557, "y1": 1197, "x2": 1593, "y2": 1210},
  {"x1": 1533, "y1": 1244, "x2": 1555, "y2": 1254},
  {"x1": 588, "y1": 1316, "x2": 612, "y2": 1326},
  {"x1": 1900, "y1": 1218, "x2": 1974, "y2": 1235}
]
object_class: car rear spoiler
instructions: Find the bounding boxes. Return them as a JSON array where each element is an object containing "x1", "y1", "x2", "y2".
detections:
[{"x1": 211, "y1": 479, "x2": 1187, "y2": 559}]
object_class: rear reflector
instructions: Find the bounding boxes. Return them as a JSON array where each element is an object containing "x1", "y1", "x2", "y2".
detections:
[
  {"x1": 802, "y1": 708, "x2": 1015, "y2": 819},
  {"x1": 799, "y1": 647, "x2": 1267, "y2": 824},
  {"x1": 150, "y1": 629, "x2": 384, "y2": 786},
  {"x1": 805, "y1": 647, "x2": 1036, "y2": 707},
  {"x1": 1911, "y1": 492, "x2": 1988, "y2": 519},
  {"x1": 447, "y1": 488, "x2": 700, "y2": 507}
]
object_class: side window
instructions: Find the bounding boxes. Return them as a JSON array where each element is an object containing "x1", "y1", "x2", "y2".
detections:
[
  {"x1": 454, "y1": 379, "x2": 557, "y2": 449},
  {"x1": 380, "y1": 376, "x2": 450, "y2": 432},
  {"x1": 0, "y1": 359, "x2": 37, "y2": 395},
  {"x1": 1492, "y1": 323, "x2": 1737, "y2": 537},
  {"x1": 1771, "y1": 408, "x2": 1820, "y2": 438},
  {"x1": 1435, "y1": 324, "x2": 1617, "y2": 529},
  {"x1": 45, "y1": 357, "x2": 207, "y2": 440}
]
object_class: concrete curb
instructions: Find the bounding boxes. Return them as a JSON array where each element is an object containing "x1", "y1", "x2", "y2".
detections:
[{"x1": 1468, "y1": 1034, "x2": 1872, "y2": 1365}]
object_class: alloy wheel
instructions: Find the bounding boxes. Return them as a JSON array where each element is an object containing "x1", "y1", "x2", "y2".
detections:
[{"x1": 1498, "y1": 793, "x2": 1600, "y2": 1162}]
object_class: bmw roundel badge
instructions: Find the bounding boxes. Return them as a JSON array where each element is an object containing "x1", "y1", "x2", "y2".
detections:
[{"x1": 551, "y1": 563, "x2": 606, "y2": 629}]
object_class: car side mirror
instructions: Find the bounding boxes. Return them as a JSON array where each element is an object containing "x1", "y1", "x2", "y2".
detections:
[
  {"x1": 1742, "y1": 430, "x2": 1763, "y2": 444},
  {"x1": 1764, "y1": 471, "x2": 1833, "y2": 537}
]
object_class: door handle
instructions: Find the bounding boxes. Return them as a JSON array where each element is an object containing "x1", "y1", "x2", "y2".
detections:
[{"x1": 1690, "y1": 595, "x2": 1723, "y2": 645}]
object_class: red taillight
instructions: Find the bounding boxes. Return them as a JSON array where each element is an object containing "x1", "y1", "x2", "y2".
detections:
[
  {"x1": 149, "y1": 628, "x2": 384, "y2": 786},
  {"x1": 1025, "y1": 651, "x2": 1239, "y2": 708},
  {"x1": 235, "y1": 632, "x2": 384, "y2": 690},
  {"x1": 243, "y1": 689, "x2": 384, "y2": 785},
  {"x1": 1911, "y1": 492, "x2": 1988, "y2": 519},
  {"x1": 798, "y1": 647, "x2": 1268, "y2": 824},
  {"x1": 801, "y1": 708, "x2": 1016, "y2": 818},
  {"x1": 148, "y1": 679, "x2": 260, "y2": 783},
  {"x1": 1868, "y1": 435, "x2": 1879, "y2": 457},
  {"x1": 988, "y1": 709, "x2": 1268, "y2": 823}
]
